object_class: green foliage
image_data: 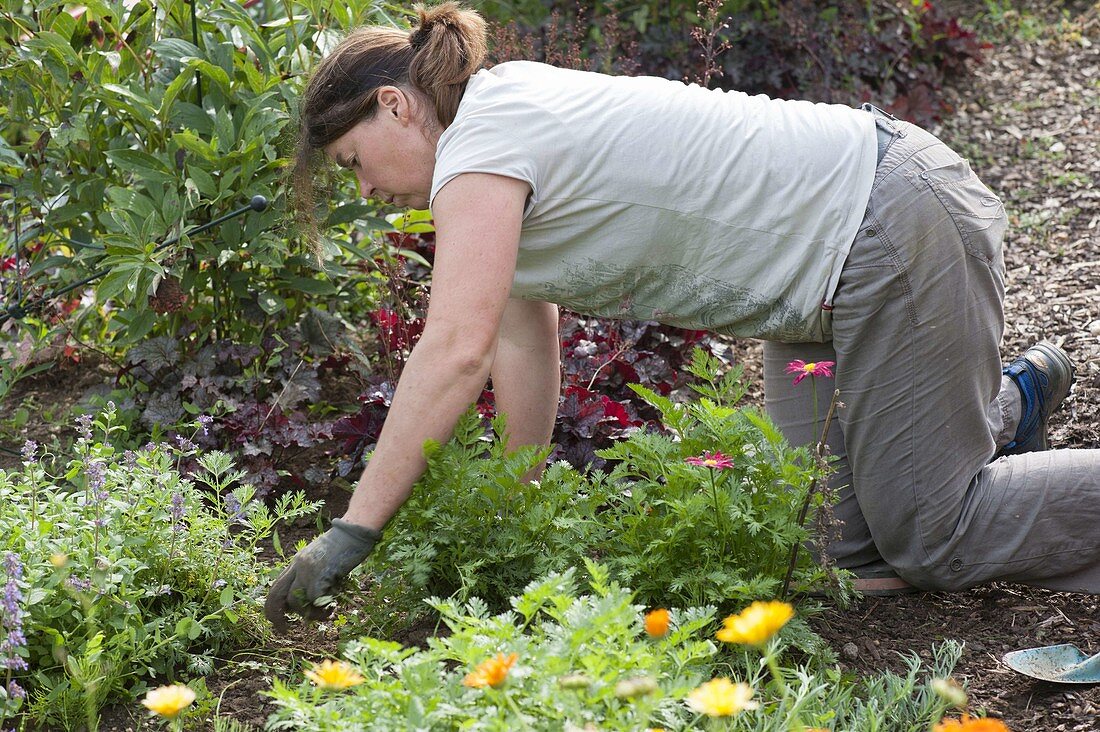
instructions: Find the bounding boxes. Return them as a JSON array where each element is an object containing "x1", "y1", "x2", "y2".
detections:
[
  {"x1": 594, "y1": 350, "x2": 828, "y2": 606},
  {"x1": 0, "y1": 404, "x2": 320, "y2": 729},
  {"x1": 370, "y1": 352, "x2": 833, "y2": 613},
  {"x1": 0, "y1": 0, "x2": 400, "y2": 351},
  {"x1": 266, "y1": 566, "x2": 962, "y2": 730},
  {"x1": 268, "y1": 566, "x2": 719, "y2": 730},
  {"x1": 370, "y1": 410, "x2": 601, "y2": 609}
]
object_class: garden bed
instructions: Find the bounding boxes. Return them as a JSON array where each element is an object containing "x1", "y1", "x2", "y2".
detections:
[{"x1": 2, "y1": 0, "x2": 1097, "y2": 729}]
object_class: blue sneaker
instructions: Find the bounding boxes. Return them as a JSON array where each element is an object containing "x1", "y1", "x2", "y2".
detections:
[{"x1": 999, "y1": 342, "x2": 1074, "y2": 456}]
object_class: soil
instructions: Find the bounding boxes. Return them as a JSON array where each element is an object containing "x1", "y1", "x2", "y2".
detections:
[{"x1": 5, "y1": 0, "x2": 1099, "y2": 730}]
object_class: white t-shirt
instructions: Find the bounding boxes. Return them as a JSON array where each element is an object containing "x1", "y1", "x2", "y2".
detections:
[{"x1": 431, "y1": 61, "x2": 877, "y2": 342}]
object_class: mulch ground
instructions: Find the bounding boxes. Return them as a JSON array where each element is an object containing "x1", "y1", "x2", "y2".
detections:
[{"x1": 8, "y1": 1, "x2": 1099, "y2": 730}]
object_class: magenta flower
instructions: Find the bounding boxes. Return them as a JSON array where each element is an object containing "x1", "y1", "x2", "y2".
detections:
[
  {"x1": 685, "y1": 451, "x2": 735, "y2": 470},
  {"x1": 785, "y1": 360, "x2": 835, "y2": 385}
]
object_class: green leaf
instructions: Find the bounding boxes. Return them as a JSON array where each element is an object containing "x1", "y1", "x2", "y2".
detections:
[
  {"x1": 256, "y1": 291, "x2": 285, "y2": 314},
  {"x1": 183, "y1": 58, "x2": 231, "y2": 95},
  {"x1": 172, "y1": 131, "x2": 218, "y2": 161},
  {"x1": 104, "y1": 150, "x2": 177, "y2": 186},
  {"x1": 23, "y1": 31, "x2": 81, "y2": 66},
  {"x1": 326, "y1": 202, "x2": 375, "y2": 227},
  {"x1": 101, "y1": 83, "x2": 157, "y2": 115},
  {"x1": 97, "y1": 265, "x2": 141, "y2": 302},
  {"x1": 173, "y1": 102, "x2": 215, "y2": 135},
  {"x1": 280, "y1": 276, "x2": 335, "y2": 295},
  {"x1": 160, "y1": 67, "x2": 196, "y2": 117},
  {"x1": 388, "y1": 208, "x2": 435, "y2": 233},
  {"x1": 150, "y1": 38, "x2": 203, "y2": 61},
  {"x1": 186, "y1": 165, "x2": 218, "y2": 198},
  {"x1": 174, "y1": 617, "x2": 195, "y2": 640}
]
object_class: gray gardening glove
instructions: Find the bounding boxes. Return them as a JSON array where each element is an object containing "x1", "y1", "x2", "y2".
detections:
[{"x1": 264, "y1": 518, "x2": 381, "y2": 632}]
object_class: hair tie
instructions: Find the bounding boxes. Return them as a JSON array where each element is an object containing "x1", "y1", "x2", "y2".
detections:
[{"x1": 409, "y1": 25, "x2": 431, "y2": 51}]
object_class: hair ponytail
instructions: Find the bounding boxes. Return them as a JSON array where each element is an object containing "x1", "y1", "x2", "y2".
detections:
[{"x1": 407, "y1": 2, "x2": 487, "y2": 127}]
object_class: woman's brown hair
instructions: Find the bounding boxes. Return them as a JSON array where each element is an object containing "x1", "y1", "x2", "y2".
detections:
[{"x1": 291, "y1": 2, "x2": 487, "y2": 247}]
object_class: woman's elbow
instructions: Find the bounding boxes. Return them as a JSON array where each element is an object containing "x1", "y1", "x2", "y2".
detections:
[{"x1": 421, "y1": 326, "x2": 498, "y2": 377}]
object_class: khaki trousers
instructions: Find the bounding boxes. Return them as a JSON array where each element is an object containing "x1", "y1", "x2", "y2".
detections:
[{"x1": 763, "y1": 120, "x2": 1100, "y2": 592}]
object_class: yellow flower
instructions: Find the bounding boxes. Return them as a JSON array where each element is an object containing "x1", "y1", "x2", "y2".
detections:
[
  {"x1": 141, "y1": 684, "x2": 196, "y2": 719},
  {"x1": 304, "y1": 659, "x2": 365, "y2": 690},
  {"x1": 685, "y1": 678, "x2": 759, "y2": 717},
  {"x1": 933, "y1": 715, "x2": 1011, "y2": 732},
  {"x1": 715, "y1": 600, "x2": 794, "y2": 646},
  {"x1": 644, "y1": 608, "x2": 670, "y2": 638},
  {"x1": 49, "y1": 553, "x2": 68, "y2": 568},
  {"x1": 462, "y1": 652, "x2": 517, "y2": 688}
]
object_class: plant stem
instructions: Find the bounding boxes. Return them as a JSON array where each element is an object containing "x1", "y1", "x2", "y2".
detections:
[
  {"x1": 501, "y1": 689, "x2": 533, "y2": 730},
  {"x1": 708, "y1": 469, "x2": 726, "y2": 555},
  {"x1": 762, "y1": 642, "x2": 804, "y2": 728},
  {"x1": 780, "y1": 388, "x2": 841, "y2": 598},
  {"x1": 764, "y1": 650, "x2": 788, "y2": 698}
]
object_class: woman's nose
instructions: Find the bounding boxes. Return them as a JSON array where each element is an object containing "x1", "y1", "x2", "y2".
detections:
[{"x1": 357, "y1": 174, "x2": 373, "y2": 200}]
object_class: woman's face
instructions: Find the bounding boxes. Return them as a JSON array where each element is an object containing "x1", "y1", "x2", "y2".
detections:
[{"x1": 324, "y1": 87, "x2": 439, "y2": 210}]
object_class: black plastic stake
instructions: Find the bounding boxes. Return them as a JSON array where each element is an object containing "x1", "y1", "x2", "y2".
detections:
[
  {"x1": 190, "y1": 0, "x2": 203, "y2": 106},
  {"x1": 0, "y1": 195, "x2": 268, "y2": 326}
]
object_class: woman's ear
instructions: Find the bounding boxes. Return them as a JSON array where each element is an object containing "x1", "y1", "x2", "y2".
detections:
[{"x1": 376, "y1": 86, "x2": 407, "y2": 121}]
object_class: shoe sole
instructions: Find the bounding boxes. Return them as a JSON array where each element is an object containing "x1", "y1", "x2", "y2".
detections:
[{"x1": 853, "y1": 576, "x2": 920, "y2": 596}]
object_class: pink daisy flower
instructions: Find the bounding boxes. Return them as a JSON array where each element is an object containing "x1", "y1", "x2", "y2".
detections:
[
  {"x1": 685, "y1": 451, "x2": 735, "y2": 470},
  {"x1": 784, "y1": 360, "x2": 836, "y2": 385}
]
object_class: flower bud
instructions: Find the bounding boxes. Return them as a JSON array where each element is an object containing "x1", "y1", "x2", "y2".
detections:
[
  {"x1": 931, "y1": 677, "x2": 968, "y2": 708},
  {"x1": 614, "y1": 676, "x2": 658, "y2": 699},
  {"x1": 558, "y1": 673, "x2": 592, "y2": 690}
]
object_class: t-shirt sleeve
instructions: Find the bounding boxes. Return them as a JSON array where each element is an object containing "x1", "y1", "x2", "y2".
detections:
[{"x1": 430, "y1": 114, "x2": 539, "y2": 214}]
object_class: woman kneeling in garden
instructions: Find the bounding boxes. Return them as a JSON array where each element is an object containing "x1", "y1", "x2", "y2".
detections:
[{"x1": 265, "y1": 2, "x2": 1099, "y2": 628}]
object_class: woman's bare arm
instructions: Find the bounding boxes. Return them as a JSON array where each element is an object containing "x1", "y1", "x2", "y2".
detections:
[
  {"x1": 341, "y1": 173, "x2": 530, "y2": 529},
  {"x1": 491, "y1": 298, "x2": 560, "y2": 477}
]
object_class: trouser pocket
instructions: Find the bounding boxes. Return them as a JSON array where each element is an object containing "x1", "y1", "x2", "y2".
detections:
[{"x1": 909, "y1": 159, "x2": 1007, "y2": 266}]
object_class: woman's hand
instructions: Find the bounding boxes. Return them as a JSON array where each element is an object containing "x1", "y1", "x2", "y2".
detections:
[{"x1": 264, "y1": 519, "x2": 381, "y2": 633}]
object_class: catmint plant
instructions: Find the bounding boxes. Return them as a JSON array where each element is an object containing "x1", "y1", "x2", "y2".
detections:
[
  {"x1": 0, "y1": 408, "x2": 320, "y2": 728},
  {"x1": 0, "y1": 552, "x2": 27, "y2": 727},
  {"x1": 0, "y1": 554, "x2": 27, "y2": 673}
]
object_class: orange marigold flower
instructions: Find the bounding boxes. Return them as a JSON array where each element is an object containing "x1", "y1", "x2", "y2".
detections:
[
  {"x1": 716, "y1": 600, "x2": 794, "y2": 646},
  {"x1": 933, "y1": 715, "x2": 1011, "y2": 732},
  {"x1": 644, "y1": 608, "x2": 670, "y2": 637},
  {"x1": 462, "y1": 652, "x2": 517, "y2": 689}
]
